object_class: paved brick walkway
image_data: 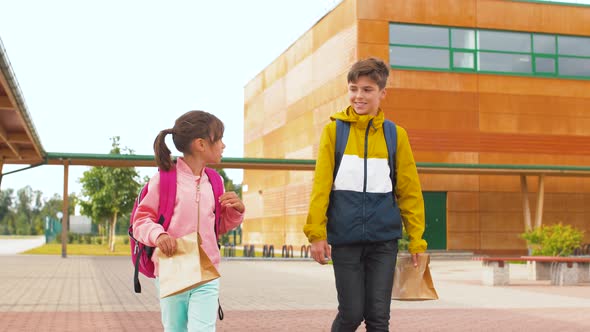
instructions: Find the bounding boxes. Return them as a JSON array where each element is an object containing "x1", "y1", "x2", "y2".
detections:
[{"x1": 1, "y1": 255, "x2": 590, "y2": 331}]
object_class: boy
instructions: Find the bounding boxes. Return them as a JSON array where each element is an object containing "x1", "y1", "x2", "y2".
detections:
[{"x1": 303, "y1": 57, "x2": 427, "y2": 331}]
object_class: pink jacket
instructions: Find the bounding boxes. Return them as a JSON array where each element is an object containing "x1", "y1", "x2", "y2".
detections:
[{"x1": 132, "y1": 158, "x2": 244, "y2": 274}]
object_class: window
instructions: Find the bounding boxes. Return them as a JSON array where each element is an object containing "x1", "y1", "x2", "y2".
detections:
[
  {"x1": 390, "y1": 24, "x2": 448, "y2": 47},
  {"x1": 452, "y1": 29, "x2": 475, "y2": 49},
  {"x1": 453, "y1": 52, "x2": 475, "y2": 70},
  {"x1": 559, "y1": 58, "x2": 590, "y2": 77},
  {"x1": 558, "y1": 36, "x2": 590, "y2": 57},
  {"x1": 389, "y1": 23, "x2": 590, "y2": 79},
  {"x1": 533, "y1": 34, "x2": 556, "y2": 54},
  {"x1": 534, "y1": 56, "x2": 556, "y2": 75},
  {"x1": 478, "y1": 30, "x2": 531, "y2": 52},
  {"x1": 389, "y1": 46, "x2": 449, "y2": 69},
  {"x1": 478, "y1": 52, "x2": 532, "y2": 73}
]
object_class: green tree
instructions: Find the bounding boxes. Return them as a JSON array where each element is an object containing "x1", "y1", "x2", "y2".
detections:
[
  {"x1": 215, "y1": 169, "x2": 242, "y2": 245},
  {"x1": 0, "y1": 188, "x2": 77, "y2": 235},
  {"x1": 15, "y1": 186, "x2": 34, "y2": 235},
  {"x1": 79, "y1": 137, "x2": 141, "y2": 251},
  {"x1": 217, "y1": 169, "x2": 242, "y2": 199},
  {"x1": 0, "y1": 189, "x2": 15, "y2": 234},
  {"x1": 30, "y1": 189, "x2": 45, "y2": 235},
  {"x1": 40, "y1": 193, "x2": 77, "y2": 234}
]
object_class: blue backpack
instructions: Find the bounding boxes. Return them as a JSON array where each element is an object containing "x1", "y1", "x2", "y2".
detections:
[{"x1": 334, "y1": 119, "x2": 398, "y2": 186}]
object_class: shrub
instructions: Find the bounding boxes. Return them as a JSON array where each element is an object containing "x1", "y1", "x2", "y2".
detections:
[
  {"x1": 521, "y1": 223, "x2": 584, "y2": 257},
  {"x1": 398, "y1": 227, "x2": 409, "y2": 251}
]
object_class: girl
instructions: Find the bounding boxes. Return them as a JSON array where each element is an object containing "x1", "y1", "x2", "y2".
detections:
[{"x1": 132, "y1": 110, "x2": 245, "y2": 332}]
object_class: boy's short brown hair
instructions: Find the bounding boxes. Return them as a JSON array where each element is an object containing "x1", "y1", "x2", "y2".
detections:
[{"x1": 347, "y1": 57, "x2": 389, "y2": 90}]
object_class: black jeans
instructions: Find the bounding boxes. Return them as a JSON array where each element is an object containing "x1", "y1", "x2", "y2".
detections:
[{"x1": 331, "y1": 240, "x2": 398, "y2": 332}]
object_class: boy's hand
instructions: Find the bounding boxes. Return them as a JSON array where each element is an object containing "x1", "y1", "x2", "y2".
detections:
[
  {"x1": 156, "y1": 234, "x2": 177, "y2": 257},
  {"x1": 219, "y1": 192, "x2": 245, "y2": 213},
  {"x1": 311, "y1": 239, "x2": 331, "y2": 265},
  {"x1": 411, "y1": 253, "x2": 420, "y2": 267}
]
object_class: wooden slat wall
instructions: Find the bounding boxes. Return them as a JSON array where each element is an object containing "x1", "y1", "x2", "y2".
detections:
[{"x1": 242, "y1": 0, "x2": 590, "y2": 252}]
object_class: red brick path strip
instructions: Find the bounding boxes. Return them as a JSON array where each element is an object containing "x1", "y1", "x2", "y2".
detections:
[{"x1": 2, "y1": 308, "x2": 589, "y2": 332}]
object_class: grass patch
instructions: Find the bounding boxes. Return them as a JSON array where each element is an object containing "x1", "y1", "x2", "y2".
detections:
[
  {"x1": 0, "y1": 235, "x2": 43, "y2": 239},
  {"x1": 23, "y1": 243, "x2": 130, "y2": 256},
  {"x1": 224, "y1": 248, "x2": 263, "y2": 257}
]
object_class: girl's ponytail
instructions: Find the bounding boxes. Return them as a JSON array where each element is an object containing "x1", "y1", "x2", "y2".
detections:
[{"x1": 153, "y1": 129, "x2": 174, "y2": 171}]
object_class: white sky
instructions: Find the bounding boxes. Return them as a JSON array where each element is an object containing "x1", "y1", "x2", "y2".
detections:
[
  {"x1": 0, "y1": 0, "x2": 588, "y2": 200},
  {"x1": 0, "y1": 0, "x2": 338, "y2": 199}
]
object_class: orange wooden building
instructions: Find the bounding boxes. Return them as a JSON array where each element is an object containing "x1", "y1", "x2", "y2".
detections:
[{"x1": 242, "y1": 0, "x2": 590, "y2": 254}]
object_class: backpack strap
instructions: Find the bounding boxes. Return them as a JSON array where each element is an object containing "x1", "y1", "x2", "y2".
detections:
[
  {"x1": 132, "y1": 184, "x2": 150, "y2": 293},
  {"x1": 158, "y1": 167, "x2": 177, "y2": 230},
  {"x1": 131, "y1": 168, "x2": 176, "y2": 294},
  {"x1": 204, "y1": 167, "x2": 225, "y2": 321},
  {"x1": 204, "y1": 167, "x2": 223, "y2": 240},
  {"x1": 383, "y1": 120, "x2": 398, "y2": 190},
  {"x1": 334, "y1": 119, "x2": 350, "y2": 180}
]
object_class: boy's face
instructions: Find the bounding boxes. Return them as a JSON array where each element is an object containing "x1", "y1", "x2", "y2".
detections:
[{"x1": 348, "y1": 76, "x2": 386, "y2": 116}]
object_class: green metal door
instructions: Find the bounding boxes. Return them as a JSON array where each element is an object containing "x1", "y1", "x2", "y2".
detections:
[{"x1": 422, "y1": 192, "x2": 447, "y2": 250}]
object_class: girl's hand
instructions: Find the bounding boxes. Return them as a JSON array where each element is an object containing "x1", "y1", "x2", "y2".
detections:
[
  {"x1": 219, "y1": 192, "x2": 245, "y2": 213},
  {"x1": 156, "y1": 233, "x2": 177, "y2": 257}
]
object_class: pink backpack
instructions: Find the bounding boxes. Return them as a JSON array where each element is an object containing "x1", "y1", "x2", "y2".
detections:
[{"x1": 128, "y1": 166, "x2": 224, "y2": 293}]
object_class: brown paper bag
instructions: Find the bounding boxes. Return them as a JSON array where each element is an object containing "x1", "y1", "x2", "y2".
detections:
[
  {"x1": 392, "y1": 253, "x2": 438, "y2": 301},
  {"x1": 156, "y1": 232, "x2": 220, "y2": 298}
]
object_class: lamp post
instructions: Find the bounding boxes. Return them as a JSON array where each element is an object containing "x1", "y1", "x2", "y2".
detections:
[{"x1": 57, "y1": 211, "x2": 66, "y2": 258}]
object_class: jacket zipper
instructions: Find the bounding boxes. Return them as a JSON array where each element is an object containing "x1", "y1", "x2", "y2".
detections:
[
  {"x1": 196, "y1": 181, "x2": 201, "y2": 237},
  {"x1": 362, "y1": 119, "x2": 372, "y2": 241}
]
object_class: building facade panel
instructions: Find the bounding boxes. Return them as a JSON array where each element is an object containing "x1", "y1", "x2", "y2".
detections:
[
  {"x1": 480, "y1": 231, "x2": 526, "y2": 251},
  {"x1": 477, "y1": 0, "x2": 590, "y2": 35},
  {"x1": 357, "y1": 42, "x2": 389, "y2": 63},
  {"x1": 358, "y1": 0, "x2": 477, "y2": 27},
  {"x1": 448, "y1": 192, "x2": 480, "y2": 211},
  {"x1": 479, "y1": 153, "x2": 590, "y2": 167},
  {"x1": 448, "y1": 212, "x2": 481, "y2": 232},
  {"x1": 244, "y1": 138, "x2": 263, "y2": 158},
  {"x1": 357, "y1": 20, "x2": 389, "y2": 45},
  {"x1": 480, "y1": 212, "x2": 525, "y2": 232},
  {"x1": 418, "y1": 173, "x2": 481, "y2": 192},
  {"x1": 448, "y1": 232, "x2": 480, "y2": 250},
  {"x1": 412, "y1": 151, "x2": 480, "y2": 164},
  {"x1": 477, "y1": 75, "x2": 590, "y2": 98}
]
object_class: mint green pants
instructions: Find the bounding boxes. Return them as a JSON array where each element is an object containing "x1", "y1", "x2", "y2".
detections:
[{"x1": 156, "y1": 278, "x2": 220, "y2": 332}]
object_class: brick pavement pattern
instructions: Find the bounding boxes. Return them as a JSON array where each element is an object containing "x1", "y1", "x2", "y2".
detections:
[{"x1": 1, "y1": 255, "x2": 590, "y2": 331}]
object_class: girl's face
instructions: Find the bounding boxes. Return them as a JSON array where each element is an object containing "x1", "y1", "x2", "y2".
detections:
[{"x1": 204, "y1": 137, "x2": 225, "y2": 164}]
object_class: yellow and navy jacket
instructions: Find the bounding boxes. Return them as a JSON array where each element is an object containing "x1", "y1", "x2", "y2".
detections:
[{"x1": 303, "y1": 106, "x2": 427, "y2": 253}]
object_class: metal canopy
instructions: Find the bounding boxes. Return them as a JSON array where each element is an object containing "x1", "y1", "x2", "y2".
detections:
[{"x1": 39, "y1": 152, "x2": 590, "y2": 177}]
